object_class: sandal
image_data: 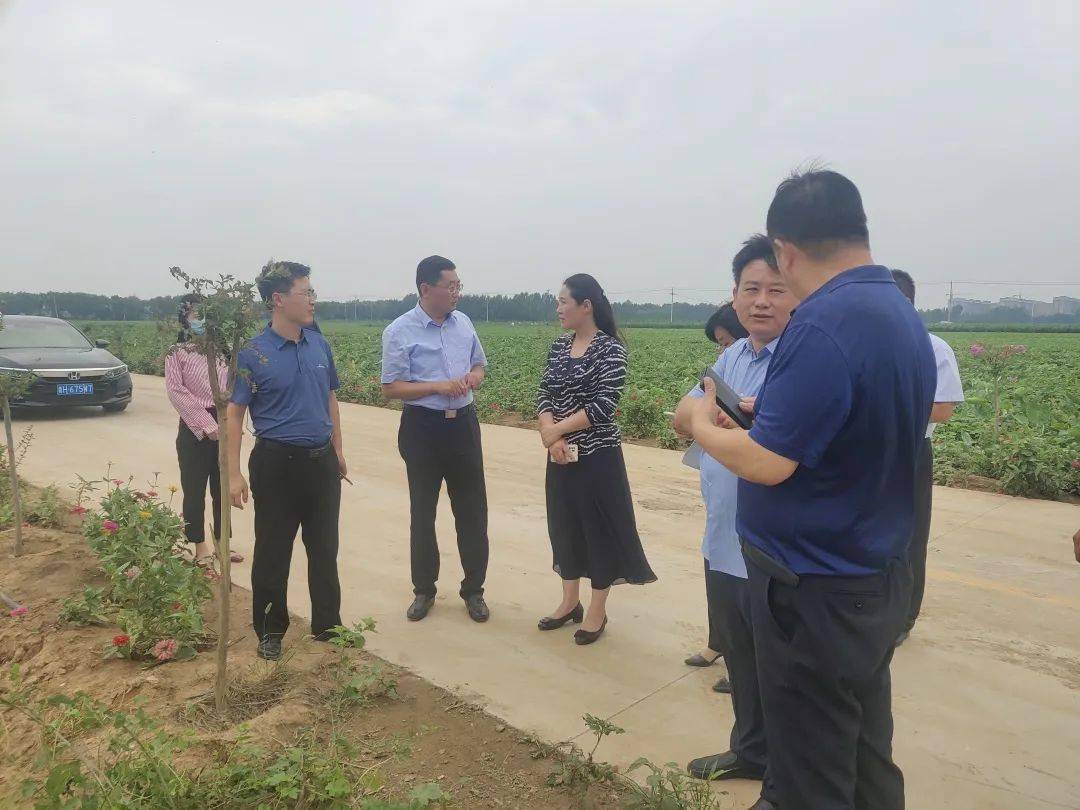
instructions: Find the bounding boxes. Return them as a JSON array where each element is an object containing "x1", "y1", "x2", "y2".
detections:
[
  {"x1": 193, "y1": 554, "x2": 218, "y2": 570},
  {"x1": 229, "y1": 552, "x2": 244, "y2": 563}
]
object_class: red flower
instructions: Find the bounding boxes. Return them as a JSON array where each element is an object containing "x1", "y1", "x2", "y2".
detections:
[
  {"x1": 9, "y1": 606, "x2": 28, "y2": 618},
  {"x1": 68, "y1": 505, "x2": 88, "y2": 515},
  {"x1": 101, "y1": 520, "x2": 119, "y2": 535},
  {"x1": 1072, "y1": 460, "x2": 1080, "y2": 470},
  {"x1": 112, "y1": 634, "x2": 130, "y2": 647},
  {"x1": 147, "y1": 490, "x2": 158, "y2": 497},
  {"x1": 112, "y1": 479, "x2": 124, "y2": 486}
]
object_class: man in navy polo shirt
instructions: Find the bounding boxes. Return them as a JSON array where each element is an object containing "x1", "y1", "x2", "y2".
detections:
[
  {"x1": 690, "y1": 170, "x2": 935, "y2": 809},
  {"x1": 226, "y1": 260, "x2": 347, "y2": 661}
]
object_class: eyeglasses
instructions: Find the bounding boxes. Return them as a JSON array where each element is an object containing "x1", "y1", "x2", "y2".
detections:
[
  {"x1": 438, "y1": 283, "x2": 463, "y2": 294},
  {"x1": 293, "y1": 288, "x2": 318, "y2": 301}
]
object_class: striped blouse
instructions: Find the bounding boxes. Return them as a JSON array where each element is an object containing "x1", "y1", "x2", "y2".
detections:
[
  {"x1": 537, "y1": 331, "x2": 627, "y2": 456},
  {"x1": 164, "y1": 345, "x2": 228, "y2": 440}
]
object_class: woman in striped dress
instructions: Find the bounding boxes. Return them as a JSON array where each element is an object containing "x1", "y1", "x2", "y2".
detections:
[
  {"x1": 536, "y1": 274, "x2": 656, "y2": 645},
  {"x1": 165, "y1": 296, "x2": 237, "y2": 568}
]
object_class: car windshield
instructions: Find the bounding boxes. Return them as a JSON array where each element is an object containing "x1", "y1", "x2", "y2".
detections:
[{"x1": 0, "y1": 319, "x2": 92, "y2": 350}]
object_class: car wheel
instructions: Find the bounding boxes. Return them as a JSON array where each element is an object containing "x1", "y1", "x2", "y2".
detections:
[{"x1": 103, "y1": 402, "x2": 129, "y2": 413}]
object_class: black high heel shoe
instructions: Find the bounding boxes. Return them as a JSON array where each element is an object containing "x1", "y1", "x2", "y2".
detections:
[
  {"x1": 574, "y1": 617, "x2": 607, "y2": 645},
  {"x1": 538, "y1": 603, "x2": 584, "y2": 631}
]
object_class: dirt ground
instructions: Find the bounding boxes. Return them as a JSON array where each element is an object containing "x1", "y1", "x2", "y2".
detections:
[
  {"x1": 10, "y1": 376, "x2": 1080, "y2": 809},
  {"x1": 0, "y1": 509, "x2": 626, "y2": 808}
]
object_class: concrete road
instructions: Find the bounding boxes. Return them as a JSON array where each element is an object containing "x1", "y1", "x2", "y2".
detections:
[{"x1": 16, "y1": 375, "x2": 1080, "y2": 809}]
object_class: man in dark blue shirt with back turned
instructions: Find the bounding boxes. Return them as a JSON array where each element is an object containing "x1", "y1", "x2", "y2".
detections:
[{"x1": 690, "y1": 170, "x2": 935, "y2": 809}]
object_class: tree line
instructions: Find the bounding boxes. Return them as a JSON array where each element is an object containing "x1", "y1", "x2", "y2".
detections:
[{"x1": 3, "y1": 289, "x2": 1077, "y2": 326}]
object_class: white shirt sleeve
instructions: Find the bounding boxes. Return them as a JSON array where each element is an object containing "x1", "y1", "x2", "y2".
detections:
[{"x1": 929, "y1": 334, "x2": 964, "y2": 403}]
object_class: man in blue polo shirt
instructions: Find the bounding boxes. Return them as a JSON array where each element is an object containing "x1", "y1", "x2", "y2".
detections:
[
  {"x1": 382, "y1": 256, "x2": 490, "y2": 624},
  {"x1": 690, "y1": 170, "x2": 935, "y2": 809},
  {"x1": 674, "y1": 234, "x2": 797, "y2": 787},
  {"x1": 226, "y1": 260, "x2": 347, "y2": 661}
]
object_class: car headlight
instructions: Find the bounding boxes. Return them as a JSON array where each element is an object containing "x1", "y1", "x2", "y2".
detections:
[{"x1": 103, "y1": 364, "x2": 129, "y2": 380}]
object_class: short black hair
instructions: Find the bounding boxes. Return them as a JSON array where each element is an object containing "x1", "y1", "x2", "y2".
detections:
[
  {"x1": 416, "y1": 255, "x2": 456, "y2": 292},
  {"x1": 891, "y1": 269, "x2": 916, "y2": 305},
  {"x1": 766, "y1": 168, "x2": 869, "y2": 258},
  {"x1": 732, "y1": 234, "x2": 779, "y2": 285},
  {"x1": 704, "y1": 303, "x2": 748, "y2": 343},
  {"x1": 257, "y1": 260, "x2": 311, "y2": 304}
]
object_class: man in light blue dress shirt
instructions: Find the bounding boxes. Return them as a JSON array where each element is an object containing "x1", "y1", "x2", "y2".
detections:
[
  {"x1": 674, "y1": 235, "x2": 797, "y2": 786},
  {"x1": 381, "y1": 256, "x2": 491, "y2": 624}
]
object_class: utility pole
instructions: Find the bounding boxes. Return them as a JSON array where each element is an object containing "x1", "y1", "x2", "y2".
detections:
[
  {"x1": 946, "y1": 281, "x2": 954, "y2": 322},
  {"x1": 485, "y1": 297, "x2": 490, "y2": 322},
  {"x1": 670, "y1": 287, "x2": 675, "y2": 324}
]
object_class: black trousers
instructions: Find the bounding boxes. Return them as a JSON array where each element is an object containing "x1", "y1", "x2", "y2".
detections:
[
  {"x1": 905, "y1": 438, "x2": 934, "y2": 630},
  {"x1": 398, "y1": 405, "x2": 489, "y2": 599},
  {"x1": 746, "y1": 549, "x2": 910, "y2": 809},
  {"x1": 702, "y1": 559, "x2": 723, "y2": 653},
  {"x1": 705, "y1": 564, "x2": 767, "y2": 771},
  {"x1": 249, "y1": 439, "x2": 342, "y2": 640},
  {"x1": 176, "y1": 420, "x2": 221, "y2": 544}
]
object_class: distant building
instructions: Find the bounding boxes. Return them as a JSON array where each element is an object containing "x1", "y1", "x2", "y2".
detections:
[
  {"x1": 998, "y1": 296, "x2": 1055, "y2": 317},
  {"x1": 950, "y1": 298, "x2": 995, "y2": 319},
  {"x1": 1052, "y1": 296, "x2": 1080, "y2": 315}
]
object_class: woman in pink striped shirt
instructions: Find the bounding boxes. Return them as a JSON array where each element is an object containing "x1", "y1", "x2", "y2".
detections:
[{"x1": 166, "y1": 297, "x2": 231, "y2": 567}]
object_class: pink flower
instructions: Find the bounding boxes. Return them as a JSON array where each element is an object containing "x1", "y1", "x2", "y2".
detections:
[
  {"x1": 151, "y1": 639, "x2": 178, "y2": 662},
  {"x1": 112, "y1": 634, "x2": 130, "y2": 647},
  {"x1": 112, "y1": 479, "x2": 124, "y2": 486},
  {"x1": 203, "y1": 569, "x2": 219, "y2": 581},
  {"x1": 133, "y1": 491, "x2": 148, "y2": 501},
  {"x1": 969, "y1": 344, "x2": 986, "y2": 358},
  {"x1": 9, "y1": 606, "x2": 28, "y2": 618},
  {"x1": 1072, "y1": 460, "x2": 1080, "y2": 470},
  {"x1": 101, "y1": 520, "x2": 119, "y2": 535},
  {"x1": 124, "y1": 566, "x2": 142, "y2": 580},
  {"x1": 147, "y1": 490, "x2": 158, "y2": 498},
  {"x1": 68, "y1": 505, "x2": 88, "y2": 515}
]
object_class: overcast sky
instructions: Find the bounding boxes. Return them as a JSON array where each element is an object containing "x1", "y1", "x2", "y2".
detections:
[{"x1": 2, "y1": 1, "x2": 1078, "y2": 308}]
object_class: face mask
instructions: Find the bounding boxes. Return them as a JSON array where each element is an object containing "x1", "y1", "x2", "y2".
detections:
[{"x1": 188, "y1": 318, "x2": 206, "y2": 335}]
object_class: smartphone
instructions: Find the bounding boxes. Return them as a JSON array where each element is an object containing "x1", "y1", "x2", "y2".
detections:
[
  {"x1": 566, "y1": 444, "x2": 579, "y2": 463},
  {"x1": 701, "y1": 367, "x2": 753, "y2": 429}
]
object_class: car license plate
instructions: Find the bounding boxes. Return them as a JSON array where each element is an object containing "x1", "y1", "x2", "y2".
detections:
[{"x1": 57, "y1": 383, "x2": 94, "y2": 396}]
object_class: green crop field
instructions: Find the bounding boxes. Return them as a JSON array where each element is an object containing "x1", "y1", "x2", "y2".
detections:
[{"x1": 76, "y1": 321, "x2": 1080, "y2": 501}]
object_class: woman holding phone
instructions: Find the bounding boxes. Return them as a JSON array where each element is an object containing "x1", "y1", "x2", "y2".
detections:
[{"x1": 536, "y1": 274, "x2": 656, "y2": 645}]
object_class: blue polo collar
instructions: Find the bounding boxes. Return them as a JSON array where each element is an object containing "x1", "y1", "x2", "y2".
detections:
[{"x1": 264, "y1": 324, "x2": 311, "y2": 350}]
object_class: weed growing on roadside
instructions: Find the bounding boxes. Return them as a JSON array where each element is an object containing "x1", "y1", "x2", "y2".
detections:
[{"x1": 59, "y1": 586, "x2": 110, "y2": 626}]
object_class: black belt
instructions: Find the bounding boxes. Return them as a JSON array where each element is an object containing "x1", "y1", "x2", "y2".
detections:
[
  {"x1": 255, "y1": 437, "x2": 333, "y2": 458},
  {"x1": 742, "y1": 540, "x2": 800, "y2": 587},
  {"x1": 404, "y1": 402, "x2": 476, "y2": 420}
]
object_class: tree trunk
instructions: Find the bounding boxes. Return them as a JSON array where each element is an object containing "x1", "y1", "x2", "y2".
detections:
[
  {"x1": 3, "y1": 397, "x2": 23, "y2": 557},
  {"x1": 205, "y1": 347, "x2": 232, "y2": 714}
]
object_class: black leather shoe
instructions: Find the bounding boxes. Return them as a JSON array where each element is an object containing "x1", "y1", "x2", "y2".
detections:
[
  {"x1": 748, "y1": 798, "x2": 777, "y2": 810},
  {"x1": 573, "y1": 617, "x2": 607, "y2": 645},
  {"x1": 257, "y1": 637, "x2": 282, "y2": 661},
  {"x1": 538, "y1": 603, "x2": 584, "y2": 631},
  {"x1": 687, "y1": 750, "x2": 765, "y2": 781},
  {"x1": 685, "y1": 651, "x2": 722, "y2": 667},
  {"x1": 712, "y1": 677, "x2": 732, "y2": 694},
  {"x1": 465, "y1": 594, "x2": 490, "y2": 623},
  {"x1": 407, "y1": 595, "x2": 435, "y2": 622}
]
